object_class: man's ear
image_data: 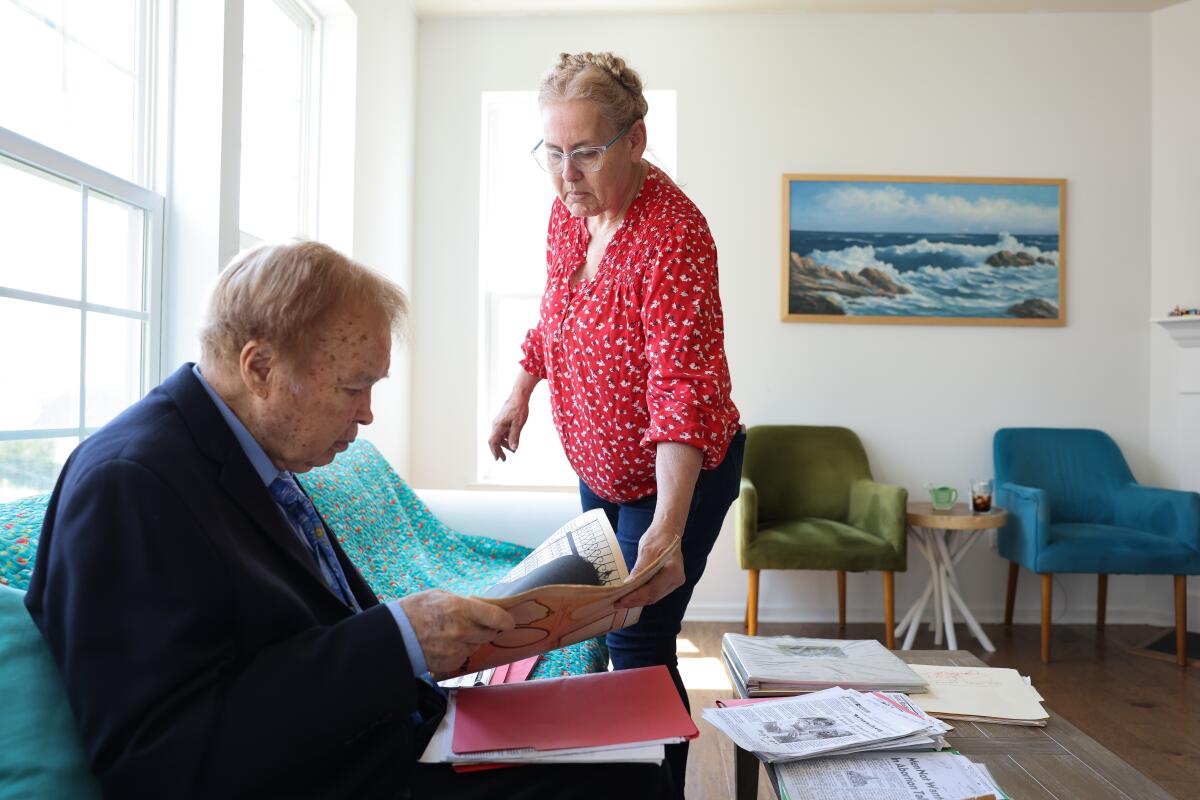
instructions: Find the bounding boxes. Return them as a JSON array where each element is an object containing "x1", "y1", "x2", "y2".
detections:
[{"x1": 239, "y1": 340, "x2": 275, "y2": 399}]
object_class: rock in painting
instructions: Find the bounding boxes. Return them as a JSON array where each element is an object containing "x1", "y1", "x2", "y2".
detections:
[
  {"x1": 1006, "y1": 298, "x2": 1059, "y2": 319},
  {"x1": 986, "y1": 250, "x2": 1046, "y2": 267},
  {"x1": 789, "y1": 291, "x2": 846, "y2": 315},
  {"x1": 789, "y1": 254, "x2": 912, "y2": 299}
]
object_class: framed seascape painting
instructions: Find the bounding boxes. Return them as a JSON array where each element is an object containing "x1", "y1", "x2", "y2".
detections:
[{"x1": 782, "y1": 175, "x2": 1066, "y2": 326}]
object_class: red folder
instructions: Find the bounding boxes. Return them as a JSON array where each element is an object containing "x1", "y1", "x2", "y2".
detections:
[
  {"x1": 453, "y1": 665, "x2": 698, "y2": 754},
  {"x1": 503, "y1": 655, "x2": 539, "y2": 684}
]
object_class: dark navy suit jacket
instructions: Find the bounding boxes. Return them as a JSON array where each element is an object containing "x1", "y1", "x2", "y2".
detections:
[{"x1": 26, "y1": 364, "x2": 442, "y2": 798}]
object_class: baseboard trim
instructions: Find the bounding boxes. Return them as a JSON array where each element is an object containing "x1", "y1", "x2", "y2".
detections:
[{"x1": 683, "y1": 600, "x2": 1184, "y2": 628}]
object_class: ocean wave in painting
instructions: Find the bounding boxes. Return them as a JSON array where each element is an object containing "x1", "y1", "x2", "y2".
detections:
[{"x1": 788, "y1": 231, "x2": 1060, "y2": 318}]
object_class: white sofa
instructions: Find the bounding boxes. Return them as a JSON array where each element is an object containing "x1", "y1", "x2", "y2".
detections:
[{"x1": 415, "y1": 488, "x2": 582, "y2": 549}]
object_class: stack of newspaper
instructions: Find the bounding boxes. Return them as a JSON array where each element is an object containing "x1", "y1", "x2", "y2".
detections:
[
  {"x1": 774, "y1": 752, "x2": 1007, "y2": 800},
  {"x1": 702, "y1": 687, "x2": 951, "y2": 764},
  {"x1": 722, "y1": 634, "x2": 929, "y2": 696}
]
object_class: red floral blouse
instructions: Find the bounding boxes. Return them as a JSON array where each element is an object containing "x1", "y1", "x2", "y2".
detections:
[{"x1": 520, "y1": 164, "x2": 740, "y2": 504}]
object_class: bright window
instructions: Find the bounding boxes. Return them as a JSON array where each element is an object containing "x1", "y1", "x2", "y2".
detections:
[
  {"x1": 0, "y1": 0, "x2": 156, "y2": 187},
  {"x1": 477, "y1": 90, "x2": 677, "y2": 486},
  {"x1": 239, "y1": 0, "x2": 318, "y2": 246},
  {"x1": 0, "y1": 131, "x2": 164, "y2": 501}
]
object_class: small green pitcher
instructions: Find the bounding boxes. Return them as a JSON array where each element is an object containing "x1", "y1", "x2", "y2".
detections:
[{"x1": 924, "y1": 483, "x2": 958, "y2": 511}]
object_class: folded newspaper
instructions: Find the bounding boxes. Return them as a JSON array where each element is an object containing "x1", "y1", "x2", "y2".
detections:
[
  {"x1": 722, "y1": 634, "x2": 928, "y2": 695},
  {"x1": 702, "y1": 687, "x2": 950, "y2": 764},
  {"x1": 774, "y1": 752, "x2": 1008, "y2": 800},
  {"x1": 449, "y1": 509, "x2": 679, "y2": 677}
]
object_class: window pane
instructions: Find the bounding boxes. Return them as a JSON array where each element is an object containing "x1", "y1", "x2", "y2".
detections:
[
  {"x1": 0, "y1": 154, "x2": 82, "y2": 300},
  {"x1": 63, "y1": 39, "x2": 137, "y2": 181},
  {"x1": 0, "y1": 0, "x2": 144, "y2": 184},
  {"x1": 84, "y1": 312, "x2": 142, "y2": 428},
  {"x1": 480, "y1": 293, "x2": 573, "y2": 486},
  {"x1": 240, "y1": 0, "x2": 305, "y2": 242},
  {"x1": 64, "y1": 0, "x2": 139, "y2": 74},
  {"x1": 87, "y1": 190, "x2": 144, "y2": 310},
  {"x1": 0, "y1": 437, "x2": 77, "y2": 501},
  {"x1": 480, "y1": 100, "x2": 549, "y2": 295},
  {"x1": 0, "y1": 297, "x2": 80, "y2": 430}
]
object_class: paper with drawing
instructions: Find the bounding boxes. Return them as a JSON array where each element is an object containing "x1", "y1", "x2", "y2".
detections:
[{"x1": 448, "y1": 509, "x2": 678, "y2": 677}]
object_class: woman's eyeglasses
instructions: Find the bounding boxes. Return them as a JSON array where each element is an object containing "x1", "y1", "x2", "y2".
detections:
[{"x1": 530, "y1": 125, "x2": 629, "y2": 174}]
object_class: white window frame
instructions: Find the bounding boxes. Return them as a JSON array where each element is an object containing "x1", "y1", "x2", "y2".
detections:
[
  {"x1": 0, "y1": 126, "x2": 166, "y2": 446},
  {"x1": 238, "y1": 0, "x2": 322, "y2": 249},
  {"x1": 3, "y1": 0, "x2": 161, "y2": 190}
]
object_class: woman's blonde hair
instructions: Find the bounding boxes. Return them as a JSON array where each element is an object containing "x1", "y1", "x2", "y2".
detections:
[
  {"x1": 200, "y1": 240, "x2": 408, "y2": 366},
  {"x1": 538, "y1": 51, "x2": 649, "y2": 130}
]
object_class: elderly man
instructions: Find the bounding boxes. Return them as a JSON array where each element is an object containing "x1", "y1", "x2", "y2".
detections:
[{"x1": 25, "y1": 242, "x2": 673, "y2": 799}]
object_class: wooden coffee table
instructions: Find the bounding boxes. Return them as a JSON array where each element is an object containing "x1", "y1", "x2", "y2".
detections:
[
  {"x1": 897, "y1": 502, "x2": 1008, "y2": 652},
  {"x1": 724, "y1": 649, "x2": 1174, "y2": 800}
]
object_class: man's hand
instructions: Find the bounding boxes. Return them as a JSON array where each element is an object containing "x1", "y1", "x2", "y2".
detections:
[
  {"x1": 398, "y1": 590, "x2": 514, "y2": 678},
  {"x1": 614, "y1": 522, "x2": 685, "y2": 610}
]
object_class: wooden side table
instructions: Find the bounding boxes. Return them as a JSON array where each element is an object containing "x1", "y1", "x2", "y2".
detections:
[{"x1": 897, "y1": 502, "x2": 1007, "y2": 652}]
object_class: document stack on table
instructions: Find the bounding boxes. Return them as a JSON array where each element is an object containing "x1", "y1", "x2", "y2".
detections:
[
  {"x1": 773, "y1": 752, "x2": 1008, "y2": 800},
  {"x1": 702, "y1": 687, "x2": 950, "y2": 764},
  {"x1": 419, "y1": 665, "x2": 698, "y2": 770},
  {"x1": 721, "y1": 634, "x2": 928, "y2": 696},
  {"x1": 906, "y1": 664, "x2": 1049, "y2": 726},
  {"x1": 706, "y1": 691, "x2": 1007, "y2": 800}
]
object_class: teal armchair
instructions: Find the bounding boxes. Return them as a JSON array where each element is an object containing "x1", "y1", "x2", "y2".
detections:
[
  {"x1": 736, "y1": 426, "x2": 908, "y2": 647},
  {"x1": 995, "y1": 428, "x2": 1200, "y2": 665}
]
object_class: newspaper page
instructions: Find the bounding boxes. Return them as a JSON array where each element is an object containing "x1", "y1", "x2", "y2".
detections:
[
  {"x1": 448, "y1": 509, "x2": 680, "y2": 677},
  {"x1": 484, "y1": 509, "x2": 628, "y2": 597},
  {"x1": 701, "y1": 688, "x2": 931, "y2": 763},
  {"x1": 774, "y1": 752, "x2": 1004, "y2": 800},
  {"x1": 722, "y1": 634, "x2": 927, "y2": 693}
]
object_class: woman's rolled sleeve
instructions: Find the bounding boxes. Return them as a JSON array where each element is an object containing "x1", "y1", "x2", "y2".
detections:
[
  {"x1": 639, "y1": 223, "x2": 738, "y2": 468},
  {"x1": 519, "y1": 324, "x2": 547, "y2": 380}
]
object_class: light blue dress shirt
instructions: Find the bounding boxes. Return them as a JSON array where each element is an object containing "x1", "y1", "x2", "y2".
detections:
[{"x1": 191, "y1": 365, "x2": 430, "y2": 679}]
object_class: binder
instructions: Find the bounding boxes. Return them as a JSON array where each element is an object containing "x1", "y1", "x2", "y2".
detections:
[{"x1": 453, "y1": 665, "x2": 698, "y2": 754}]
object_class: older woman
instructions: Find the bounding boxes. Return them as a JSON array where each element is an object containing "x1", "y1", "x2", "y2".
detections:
[{"x1": 487, "y1": 51, "x2": 743, "y2": 793}]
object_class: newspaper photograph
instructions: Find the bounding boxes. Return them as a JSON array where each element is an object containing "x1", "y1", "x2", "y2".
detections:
[
  {"x1": 702, "y1": 688, "x2": 932, "y2": 763},
  {"x1": 774, "y1": 752, "x2": 1005, "y2": 800},
  {"x1": 448, "y1": 509, "x2": 680, "y2": 677}
]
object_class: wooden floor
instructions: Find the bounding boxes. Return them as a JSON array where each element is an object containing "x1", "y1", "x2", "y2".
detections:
[{"x1": 678, "y1": 620, "x2": 1198, "y2": 800}]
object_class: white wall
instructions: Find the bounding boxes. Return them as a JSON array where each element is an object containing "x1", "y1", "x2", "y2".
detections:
[
  {"x1": 350, "y1": 0, "x2": 418, "y2": 476},
  {"x1": 410, "y1": 12, "x2": 1164, "y2": 625},
  {"x1": 1150, "y1": 0, "x2": 1200, "y2": 629}
]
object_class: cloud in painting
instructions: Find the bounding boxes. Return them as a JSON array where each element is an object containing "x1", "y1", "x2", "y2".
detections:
[{"x1": 795, "y1": 183, "x2": 1060, "y2": 234}]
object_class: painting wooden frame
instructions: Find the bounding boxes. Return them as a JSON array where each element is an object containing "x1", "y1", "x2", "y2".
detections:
[{"x1": 781, "y1": 174, "x2": 1066, "y2": 326}]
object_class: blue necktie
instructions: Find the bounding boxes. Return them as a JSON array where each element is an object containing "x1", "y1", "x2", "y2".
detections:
[{"x1": 269, "y1": 476, "x2": 361, "y2": 611}]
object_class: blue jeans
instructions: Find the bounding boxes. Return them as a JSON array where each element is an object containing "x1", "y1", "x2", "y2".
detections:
[{"x1": 579, "y1": 429, "x2": 745, "y2": 797}]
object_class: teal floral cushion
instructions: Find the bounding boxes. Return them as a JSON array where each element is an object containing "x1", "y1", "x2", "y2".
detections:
[
  {"x1": 302, "y1": 440, "x2": 607, "y2": 679},
  {"x1": 0, "y1": 442, "x2": 606, "y2": 680},
  {"x1": 0, "y1": 493, "x2": 46, "y2": 591}
]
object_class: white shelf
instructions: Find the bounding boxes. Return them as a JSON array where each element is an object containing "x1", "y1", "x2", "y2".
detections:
[{"x1": 1154, "y1": 317, "x2": 1200, "y2": 348}]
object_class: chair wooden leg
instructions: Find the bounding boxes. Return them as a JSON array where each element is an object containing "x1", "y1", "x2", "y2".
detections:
[
  {"x1": 746, "y1": 569, "x2": 759, "y2": 636},
  {"x1": 837, "y1": 570, "x2": 847, "y2": 631},
  {"x1": 1177, "y1": 575, "x2": 1188, "y2": 669},
  {"x1": 1004, "y1": 562, "x2": 1019, "y2": 627},
  {"x1": 1041, "y1": 573, "x2": 1053, "y2": 664},
  {"x1": 1097, "y1": 574, "x2": 1108, "y2": 630},
  {"x1": 883, "y1": 571, "x2": 895, "y2": 650}
]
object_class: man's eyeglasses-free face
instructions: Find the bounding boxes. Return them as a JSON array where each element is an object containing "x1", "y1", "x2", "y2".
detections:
[{"x1": 530, "y1": 125, "x2": 630, "y2": 174}]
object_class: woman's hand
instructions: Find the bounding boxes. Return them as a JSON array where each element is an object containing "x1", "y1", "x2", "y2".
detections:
[
  {"x1": 613, "y1": 442, "x2": 703, "y2": 609},
  {"x1": 488, "y1": 371, "x2": 541, "y2": 461},
  {"x1": 615, "y1": 521, "x2": 685, "y2": 609}
]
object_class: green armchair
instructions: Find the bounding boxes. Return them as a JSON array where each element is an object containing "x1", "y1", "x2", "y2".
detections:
[{"x1": 736, "y1": 426, "x2": 908, "y2": 647}]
